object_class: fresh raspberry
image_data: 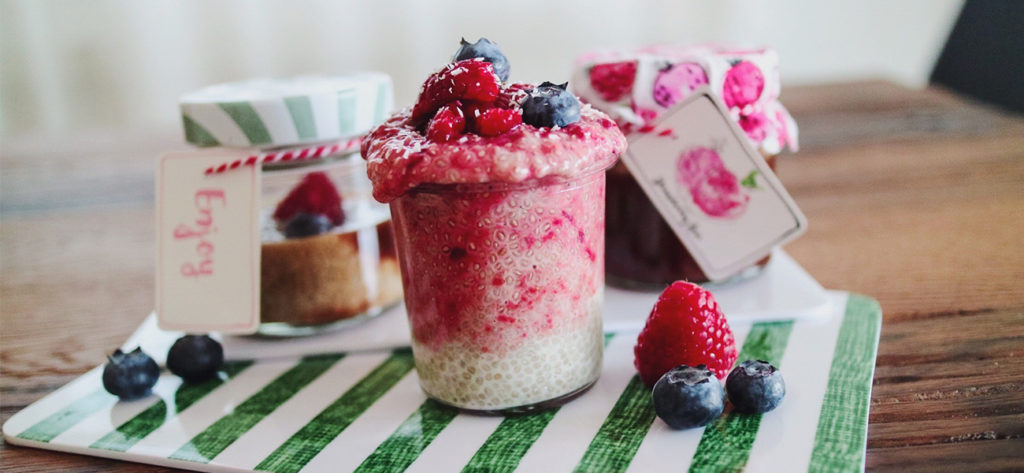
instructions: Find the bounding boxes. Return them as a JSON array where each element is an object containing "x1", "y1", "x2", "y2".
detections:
[
  {"x1": 588, "y1": 61, "x2": 637, "y2": 102},
  {"x1": 494, "y1": 83, "x2": 532, "y2": 109},
  {"x1": 272, "y1": 171, "x2": 344, "y2": 226},
  {"x1": 471, "y1": 107, "x2": 522, "y2": 137},
  {"x1": 425, "y1": 102, "x2": 466, "y2": 142},
  {"x1": 412, "y1": 59, "x2": 501, "y2": 122},
  {"x1": 634, "y1": 281, "x2": 738, "y2": 386}
]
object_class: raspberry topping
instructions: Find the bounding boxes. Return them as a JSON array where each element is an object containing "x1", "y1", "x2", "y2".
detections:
[
  {"x1": 588, "y1": 61, "x2": 638, "y2": 102},
  {"x1": 425, "y1": 102, "x2": 467, "y2": 143},
  {"x1": 470, "y1": 106, "x2": 523, "y2": 137},
  {"x1": 272, "y1": 172, "x2": 345, "y2": 226},
  {"x1": 634, "y1": 281, "x2": 739, "y2": 386},
  {"x1": 362, "y1": 46, "x2": 627, "y2": 203},
  {"x1": 412, "y1": 59, "x2": 501, "y2": 122}
]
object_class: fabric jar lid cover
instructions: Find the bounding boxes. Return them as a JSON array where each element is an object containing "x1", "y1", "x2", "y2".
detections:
[{"x1": 180, "y1": 72, "x2": 393, "y2": 148}]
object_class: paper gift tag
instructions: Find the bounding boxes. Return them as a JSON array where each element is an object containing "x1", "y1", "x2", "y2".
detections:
[
  {"x1": 156, "y1": 149, "x2": 261, "y2": 334},
  {"x1": 621, "y1": 87, "x2": 806, "y2": 281}
]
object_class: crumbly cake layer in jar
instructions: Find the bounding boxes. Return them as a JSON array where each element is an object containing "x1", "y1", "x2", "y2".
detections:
[
  {"x1": 362, "y1": 105, "x2": 626, "y2": 203},
  {"x1": 412, "y1": 296, "x2": 603, "y2": 410},
  {"x1": 260, "y1": 221, "x2": 402, "y2": 326},
  {"x1": 390, "y1": 170, "x2": 606, "y2": 356}
]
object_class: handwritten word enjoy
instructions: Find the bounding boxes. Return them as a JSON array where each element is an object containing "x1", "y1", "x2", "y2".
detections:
[{"x1": 173, "y1": 189, "x2": 225, "y2": 277}]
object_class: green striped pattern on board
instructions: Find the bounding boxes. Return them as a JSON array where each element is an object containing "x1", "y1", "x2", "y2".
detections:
[
  {"x1": 218, "y1": 102, "x2": 273, "y2": 146},
  {"x1": 254, "y1": 350, "x2": 415, "y2": 473},
  {"x1": 572, "y1": 375, "x2": 657, "y2": 473},
  {"x1": 462, "y1": 333, "x2": 614, "y2": 473},
  {"x1": 16, "y1": 388, "x2": 114, "y2": 442},
  {"x1": 9, "y1": 295, "x2": 884, "y2": 472},
  {"x1": 284, "y1": 96, "x2": 318, "y2": 140},
  {"x1": 182, "y1": 114, "x2": 220, "y2": 147},
  {"x1": 90, "y1": 361, "x2": 252, "y2": 452},
  {"x1": 353, "y1": 400, "x2": 459, "y2": 473},
  {"x1": 169, "y1": 354, "x2": 343, "y2": 463},
  {"x1": 462, "y1": 409, "x2": 558, "y2": 473},
  {"x1": 688, "y1": 321, "x2": 795, "y2": 473},
  {"x1": 808, "y1": 294, "x2": 882, "y2": 473}
]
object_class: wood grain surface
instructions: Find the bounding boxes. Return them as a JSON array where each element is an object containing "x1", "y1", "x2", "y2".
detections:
[{"x1": 2, "y1": 81, "x2": 1023, "y2": 472}]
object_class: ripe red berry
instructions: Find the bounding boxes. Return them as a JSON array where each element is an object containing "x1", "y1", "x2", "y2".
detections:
[
  {"x1": 425, "y1": 102, "x2": 467, "y2": 142},
  {"x1": 412, "y1": 59, "x2": 501, "y2": 122},
  {"x1": 634, "y1": 281, "x2": 739, "y2": 387},
  {"x1": 272, "y1": 172, "x2": 344, "y2": 227},
  {"x1": 588, "y1": 61, "x2": 638, "y2": 102},
  {"x1": 471, "y1": 107, "x2": 522, "y2": 137}
]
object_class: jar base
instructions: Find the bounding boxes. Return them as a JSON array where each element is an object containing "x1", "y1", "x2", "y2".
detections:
[
  {"x1": 606, "y1": 259, "x2": 771, "y2": 292},
  {"x1": 422, "y1": 377, "x2": 599, "y2": 416},
  {"x1": 253, "y1": 301, "x2": 400, "y2": 337}
]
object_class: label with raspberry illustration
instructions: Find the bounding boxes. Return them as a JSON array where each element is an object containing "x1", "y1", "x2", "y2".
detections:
[
  {"x1": 621, "y1": 87, "x2": 806, "y2": 281},
  {"x1": 156, "y1": 149, "x2": 261, "y2": 334}
]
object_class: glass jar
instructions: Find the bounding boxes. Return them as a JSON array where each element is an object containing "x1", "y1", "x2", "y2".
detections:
[
  {"x1": 258, "y1": 152, "x2": 402, "y2": 336},
  {"x1": 572, "y1": 46, "x2": 799, "y2": 287},
  {"x1": 605, "y1": 154, "x2": 778, "y2": 287},
  {"x1": 175, "y1": 73, "x2": 397, "y2": 336},
  {"x1": 389, "y1": 170, "x2": 608, "y2": 413}
]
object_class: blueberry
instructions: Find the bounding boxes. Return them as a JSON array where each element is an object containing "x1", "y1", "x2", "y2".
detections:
[
  {"x1": 521, "y1": 82, "x2": 581, "y2": 128},
  {"x1": 652, "y1": 364, "x2": 725, "y2": 429},
  {"x1": 452, "y1": 37, "x2": 510, "y2": 82},
  {"x1": 283, "y1": 212, "x2": 333, "y2": 238},
  {"x1": 167, "y1": 335, "x2": 224, "y2": 384},
  {"x1": 726, "y1": 360, "x2": 786, "y2": 414},
  {"x1": 102, "y1": 347, "x2": 160, "y2": 400}
]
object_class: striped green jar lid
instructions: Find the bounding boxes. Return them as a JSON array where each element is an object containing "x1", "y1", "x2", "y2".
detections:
[{"x1": 179, "y1": 73, "x2": 393, "y2": 148}]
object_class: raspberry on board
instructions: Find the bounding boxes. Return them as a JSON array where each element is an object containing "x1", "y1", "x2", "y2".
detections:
[{"x1": 634, "y1": 281, "x2": 739, "y2": 386}]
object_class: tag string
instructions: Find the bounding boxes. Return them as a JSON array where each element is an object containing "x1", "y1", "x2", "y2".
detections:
[{"x1": 203, "y1": 138, "x2": 362, "y2": 175}]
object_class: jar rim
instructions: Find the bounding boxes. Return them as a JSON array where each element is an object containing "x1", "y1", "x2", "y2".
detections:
[{"x1": 407, "y1": 162, "x2": 611, "y2": 195}]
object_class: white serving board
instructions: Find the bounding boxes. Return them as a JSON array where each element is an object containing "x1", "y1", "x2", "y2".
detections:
[{"x1": 4, "y1": 288, "x2": 879, "y2": 473}]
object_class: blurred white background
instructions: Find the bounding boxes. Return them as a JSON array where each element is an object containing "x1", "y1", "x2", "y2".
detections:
[{"x1": 1, "y1": 0, "x2": 963, "y2": 138}]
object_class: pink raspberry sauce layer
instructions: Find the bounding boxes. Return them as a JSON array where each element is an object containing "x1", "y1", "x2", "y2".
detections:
[{"x1": 362, "y1": 104, "x2": 627, "y2": 203}]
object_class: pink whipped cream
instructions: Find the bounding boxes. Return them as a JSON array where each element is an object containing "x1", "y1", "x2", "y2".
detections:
[{"x1": 362, "y1": 104, "x2": 627, "y2": 203}]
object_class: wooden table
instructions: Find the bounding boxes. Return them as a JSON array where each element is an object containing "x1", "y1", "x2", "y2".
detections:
[{"x1": 2, "y1": 81, "x2": 1022, "y2": 472}]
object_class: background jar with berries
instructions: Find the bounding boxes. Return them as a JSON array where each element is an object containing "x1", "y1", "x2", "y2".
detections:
[
  {"x1": 571, "y1": 46, "x2": 800, "y2": 287},
  {"x1": 178, "y1": 74, "x2": 402, "y2": 336}
]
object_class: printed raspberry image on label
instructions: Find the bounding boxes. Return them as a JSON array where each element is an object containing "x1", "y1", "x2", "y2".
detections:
[{"x1": 676, "y1": 146, "x2": 749, "y2": 219}]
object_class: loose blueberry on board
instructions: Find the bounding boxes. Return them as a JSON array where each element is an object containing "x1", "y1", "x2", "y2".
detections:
[
  {"x1": 652, "y1": 364, "x2": 725, "y2": 429},
  {"x1": 102, "y1": 347, "x2": 160, "y2": 400},
  {"x1": 452, "y1": 37, "x2": 510, "y2": 82},
  {"x1": 521, "y1": 82, "x2": 582, "y2": 128},
  {"x1": 283, "y1": 212, "x2": 333, "y2": 238},
  {"x1": 726, "y1": 359, "x2": 786, "y2": 414},
  {"x1": 167, "y1": 334, "x2": 225, "y2": 384}
]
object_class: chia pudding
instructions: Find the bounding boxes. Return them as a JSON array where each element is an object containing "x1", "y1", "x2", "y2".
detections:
[{"x1": 362, "y1": 46, "x2": 626, "y2": 412}]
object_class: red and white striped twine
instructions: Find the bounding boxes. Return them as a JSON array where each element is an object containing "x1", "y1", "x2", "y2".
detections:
[{"x1": 203, "y1": 138, "x2": 362, "y2": 175}]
